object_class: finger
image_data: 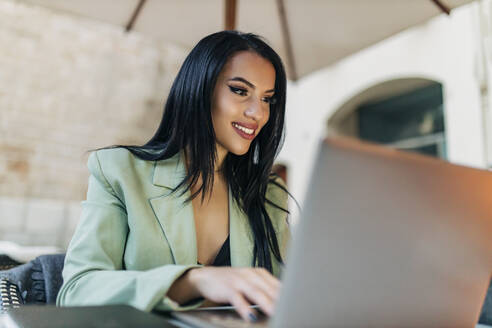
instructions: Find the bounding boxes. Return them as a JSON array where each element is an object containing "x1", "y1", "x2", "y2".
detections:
[
  {"x1": 238, "y1": 282, "x2": 275, "y2": 317},
  {"x1": 229, "y1": 292, "x2": 258, "y2": 322},
  {"x1": 256, "y1": 268, "x2": 281, "y2": 290},
  {"x1": 243, "y1": 270, "x2": 278, "y2": 303},
  {"x1": 253, "y1": 268, "x2": 281, "y2": 300}
]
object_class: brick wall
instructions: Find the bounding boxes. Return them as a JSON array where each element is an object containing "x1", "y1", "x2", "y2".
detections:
[{"x1": 0, "y1": 0, "x2": 188, "y2": 248}]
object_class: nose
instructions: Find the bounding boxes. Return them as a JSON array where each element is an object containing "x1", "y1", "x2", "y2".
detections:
[{"x1": 244, "y1": 97, "x2": 266, "y2": 122}]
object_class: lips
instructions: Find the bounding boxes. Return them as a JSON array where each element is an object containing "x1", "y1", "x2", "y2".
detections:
[
  {"x1": 233, "y1": 122, "x2": 258, "y2": 130},
  {"x1": 232, "y1": 122, "x2": 257, "y2": 140}
]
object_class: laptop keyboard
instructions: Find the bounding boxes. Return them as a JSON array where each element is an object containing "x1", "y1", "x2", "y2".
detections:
[
  {"x1": 205, "y1": 313, "x2": 267, "y2": 328},
  {"x1": 173, "y1": 309, "x2": 268, "y2": 328}
]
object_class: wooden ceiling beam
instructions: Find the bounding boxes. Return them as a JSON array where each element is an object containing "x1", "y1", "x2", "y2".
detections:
[
  {"x1": 276, "y1": 0, "x2": 298, "y2": 81},
  {"x1": 430, "y1": 0, "x2": 451, "y2": 15},
  {"x1": 126, "y1": 0, "x2": 147, "y2": 32},
  {"x1": 225, "y1": 0, "x2": 237, "y2": 30}
]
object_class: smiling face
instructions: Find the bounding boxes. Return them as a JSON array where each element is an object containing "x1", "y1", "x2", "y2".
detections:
[{"x1": 211, "y1": 51, "x2": 276, "y2": 161}]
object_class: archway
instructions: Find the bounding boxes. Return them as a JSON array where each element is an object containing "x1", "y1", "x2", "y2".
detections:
[{"x1": 327, "y1": 78, "x2": 446, "y2": 159}]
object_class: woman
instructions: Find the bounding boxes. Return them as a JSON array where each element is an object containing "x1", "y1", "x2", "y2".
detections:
[{"x1": 56, "y1": 31, "x2": 290, "y2": 323}]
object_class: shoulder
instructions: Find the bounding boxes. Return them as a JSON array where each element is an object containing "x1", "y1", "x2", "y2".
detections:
[
  {"x1": 87, "y1": 148, "x2": 155, "y2": 188},
  {"x1": 266, "y1": 175, "x2": 288, "y2": 209},
  {"x1": 265, "y1": 175, "x2": 290, "y2": 266},
  {"x1": 265, "y1": 175, "x2": 289, "y2": 229},
  {"x1": 88, "y1": 147, "x2": 156, "y2": 172},
  {"x1": 88, "y1": 147, "x2": 140, "y2": 170}
]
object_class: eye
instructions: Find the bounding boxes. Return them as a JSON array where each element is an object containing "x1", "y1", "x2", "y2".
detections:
[
  {"x1": 262, "y1": 96, "x2": 277, "y2": 105},
  {"x1": 228, "y1": 85, "x2": 248, "y2": 96}
]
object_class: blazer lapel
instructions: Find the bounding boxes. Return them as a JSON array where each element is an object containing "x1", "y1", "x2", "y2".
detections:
[
  {"x1": 229, "y1": 187, "x2": 254, "y2": 268},
  {"x1": 149, "y1": 152, "x2": 198, "y2": 265},
  {"x1": 149, "y1": 151, "x2": 255, "y2": 268}
]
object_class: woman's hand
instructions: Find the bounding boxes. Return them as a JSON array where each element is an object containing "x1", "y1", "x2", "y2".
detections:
[{"x1": 172, "y1": 267, "x2": 281, "y2": 322}]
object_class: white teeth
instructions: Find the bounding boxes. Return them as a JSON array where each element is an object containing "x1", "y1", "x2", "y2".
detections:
[{"x1": 233, "y1": 123, "x2": 254, "y2": 135}]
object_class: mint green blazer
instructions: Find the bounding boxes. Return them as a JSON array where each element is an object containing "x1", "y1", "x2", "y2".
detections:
[{"x1": 56, "y1": 148, "x2": 290, "y2": 312}]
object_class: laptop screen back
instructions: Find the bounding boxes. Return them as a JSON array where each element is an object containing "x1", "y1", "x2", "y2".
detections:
[{"x1": 273, "y1": 137, "x2": 492, "y2": 328}]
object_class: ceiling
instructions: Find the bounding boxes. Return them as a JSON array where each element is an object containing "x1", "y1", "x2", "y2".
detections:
[{"x1": 19, "y1": 0, "x2": 476, "y2": 80}]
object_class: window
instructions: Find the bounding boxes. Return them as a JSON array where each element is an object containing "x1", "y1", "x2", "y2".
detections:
[{"x1": 357, "y1": 83, "x2": 445, "y2": 159}]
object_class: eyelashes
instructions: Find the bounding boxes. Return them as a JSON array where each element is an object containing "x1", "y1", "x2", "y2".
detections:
[
  {"x1": 229, "y1": 85, "x2": 248, "y2": 96},
  {"x1": 228, "y1": 85, "x2": 277, "y2": 104}
]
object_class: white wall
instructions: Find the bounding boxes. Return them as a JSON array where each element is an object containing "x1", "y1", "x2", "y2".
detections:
[
  {"x1": 278, "y1": 2, "x2": 487, "y2": 222},
  {"x1": 0, "y1": 0, "x2": 187, "y2": 248}
]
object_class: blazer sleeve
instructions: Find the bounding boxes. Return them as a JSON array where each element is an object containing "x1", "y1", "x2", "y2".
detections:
[{"x1": 56, "y1": 151, "x2": 203, "y2": 312}]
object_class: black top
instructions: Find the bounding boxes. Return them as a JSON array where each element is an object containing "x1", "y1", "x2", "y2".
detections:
[{"x1": 197, "y1": 236, "x2": 231, "y2": 266}]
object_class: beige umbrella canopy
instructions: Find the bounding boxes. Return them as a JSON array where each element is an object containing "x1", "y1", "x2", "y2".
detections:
[{"x1": 20, "y1": 0, "x2": 475, "y2": 80}]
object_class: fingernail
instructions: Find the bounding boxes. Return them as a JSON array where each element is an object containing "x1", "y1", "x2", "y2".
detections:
[{"x1": 248, "y1": 312, "x2": 258, "y2": 322}]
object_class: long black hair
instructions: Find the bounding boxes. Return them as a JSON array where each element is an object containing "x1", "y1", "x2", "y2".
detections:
[{"x1": 109, "y1": 31, "x2": 289, "y2": 272}]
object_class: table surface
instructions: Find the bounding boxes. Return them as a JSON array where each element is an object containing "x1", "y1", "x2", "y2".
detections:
[{"x1": 1, "y1": 311, "x2": 491, "y2": 328}]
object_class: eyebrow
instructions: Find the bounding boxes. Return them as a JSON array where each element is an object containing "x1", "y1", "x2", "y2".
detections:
[{"x1": 228, "y1": 77, "x2": 275, "y2": 93}]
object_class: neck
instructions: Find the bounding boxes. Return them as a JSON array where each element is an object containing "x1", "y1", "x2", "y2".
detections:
[
  {"x1": 183, "y1": 146, "x2": 228, "y2": 181},
  {"x1": 215, "y1": 146, "x2": 228, "y2": 173}
]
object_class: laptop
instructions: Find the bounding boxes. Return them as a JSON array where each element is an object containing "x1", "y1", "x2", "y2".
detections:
[{"x1": 172, "y1": 137, "x2": 492, "y2": 328}]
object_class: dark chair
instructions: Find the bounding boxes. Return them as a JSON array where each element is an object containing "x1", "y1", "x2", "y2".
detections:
[
  {"x1": 0, "y1": 278, "x2": 23, "y2": 313},
  {"x1": 0, "y1": 254, "x2": 23, "y2": 271},
  {"x1": 0, "y1": 254, "x2": 65, "y2": 313}
]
